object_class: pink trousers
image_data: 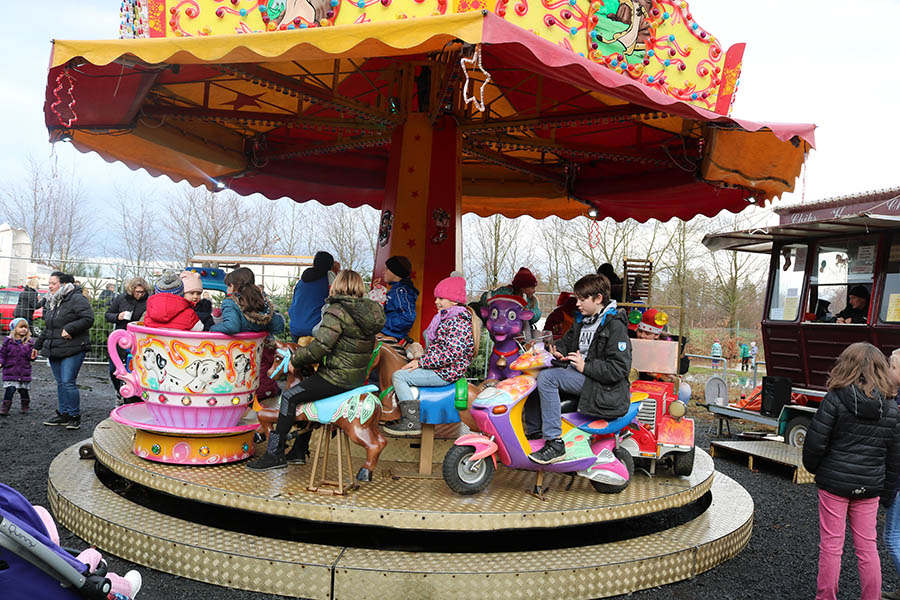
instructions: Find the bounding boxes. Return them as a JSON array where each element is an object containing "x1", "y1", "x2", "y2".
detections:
[{"x1": 816, "y1": 489, "x2": 881, "y2": 600}]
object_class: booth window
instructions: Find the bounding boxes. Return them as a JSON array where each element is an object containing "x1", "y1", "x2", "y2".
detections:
[
  {"x1": 880, "y1": 233, "x2": 900, "y2": 323},
  {"x1": 808, "y1": 237, "x2": 876, "y2": 322},
  {"x1": 768, "y1": 244, "x2": 806, "y2": 321}
]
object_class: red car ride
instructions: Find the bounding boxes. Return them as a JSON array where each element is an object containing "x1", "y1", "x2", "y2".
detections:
[{"x1": 0, "y1": 287, "x2": 48, "y2": 336}]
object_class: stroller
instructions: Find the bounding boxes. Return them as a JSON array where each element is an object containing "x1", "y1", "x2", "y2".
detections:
[{"x1": 0, "y1": 483, "x2": 139, "y2": 599}]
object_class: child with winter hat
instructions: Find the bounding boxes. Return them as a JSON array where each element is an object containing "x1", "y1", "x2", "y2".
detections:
[
  {"x1": 380, "y1": 255, "x2": 419, "y2": 342},
  {"x1": 0, "y1": 318, "x2": 36, "y2": 416},
  {"x1": 478, "y1": 266, "x2": 542, "y2": 329},
  {"x1": 384, "y1": 275, "x2": 479, "y2": 436},
  {"x1": 144, "y1": 270, "x2": 203, "y2": 331}
]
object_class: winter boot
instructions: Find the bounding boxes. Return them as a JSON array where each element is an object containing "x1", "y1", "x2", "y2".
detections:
[
  {"x1": 246, "y1": 431, "x2": 287, "y2": 472},
  {"x1": 20, "y1": 400, "x2": 29, "y2": 413},
  {"x1": 0, "y1": 400, "x2": 10, "y2": 417},
  {"x1": 383, "y1": 401, "x2": 421, "y2": 437}
]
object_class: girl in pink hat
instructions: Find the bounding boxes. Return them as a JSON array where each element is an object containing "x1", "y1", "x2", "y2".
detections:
[{"x1": 384, "y1": 275, "x2": 480, "y2": 436}]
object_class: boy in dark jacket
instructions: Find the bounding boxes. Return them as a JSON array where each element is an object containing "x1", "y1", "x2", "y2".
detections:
[
  {"x1": 528, "y1": 273, "x2": 632, "y2": 465},
  {"x1": 380, "y1": 255, "x2": 419, "y2": 343},
  {"x1": 288, "y1": 251, "x2": 334, "y2": 341}
]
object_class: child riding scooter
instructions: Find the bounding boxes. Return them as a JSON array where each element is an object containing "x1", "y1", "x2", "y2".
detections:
[{"x1": 442, "y1": 332, "x2": 642, "y2": 497}]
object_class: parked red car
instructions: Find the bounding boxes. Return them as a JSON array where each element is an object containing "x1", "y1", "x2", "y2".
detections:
[{"x1": 0, "y1": 287, "x2": 47, "y2": 337}]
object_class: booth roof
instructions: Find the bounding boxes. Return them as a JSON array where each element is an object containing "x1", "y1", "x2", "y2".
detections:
[{"x1": 46, "y1": 11, "x2": 815, "y2": 223}]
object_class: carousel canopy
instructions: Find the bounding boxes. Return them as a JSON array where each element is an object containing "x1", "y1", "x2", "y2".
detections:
[{"x1": 45, "y1": 11, "x2": 815, "y2": 221}]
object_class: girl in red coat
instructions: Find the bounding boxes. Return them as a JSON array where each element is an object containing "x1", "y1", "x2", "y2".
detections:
[{"x1": 144, "y1": 271, "x2": 203, "y2": 331}]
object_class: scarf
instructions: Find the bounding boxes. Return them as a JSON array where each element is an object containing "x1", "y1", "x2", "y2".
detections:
[
  {"x1": 584, "y1": 299, "x2": 618, "y2": 327},
  {"x1": 424, "y1": 306, "x2": 467, "y2": 346},
  {"x1": 46, "y1": 283, "x2": 74, "y2": 311}
]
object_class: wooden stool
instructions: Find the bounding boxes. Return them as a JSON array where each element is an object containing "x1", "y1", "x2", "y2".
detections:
[{"x1": 307, "y1": 424, "x2": 358, "y2": 495}]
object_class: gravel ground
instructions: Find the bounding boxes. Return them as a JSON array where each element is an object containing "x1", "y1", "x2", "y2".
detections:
[{"x1": 1, "y1": 362, "x2": 896, "y2": 600}]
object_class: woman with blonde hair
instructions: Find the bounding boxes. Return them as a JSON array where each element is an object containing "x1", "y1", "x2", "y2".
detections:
[
  {"x1": 803, "y1": 342, "x2": 900, "y2": 600},
  {"x1": 248, "y1": 270, "x2": 385, "y2": 471},
  {"x1": 105, "y1": 276, "x2": 150, "y2": 403}
]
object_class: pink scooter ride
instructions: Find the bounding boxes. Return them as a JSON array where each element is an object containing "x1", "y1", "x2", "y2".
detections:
[{"x1": 442, "y1": 339, "x2": 641, "y2": 496}]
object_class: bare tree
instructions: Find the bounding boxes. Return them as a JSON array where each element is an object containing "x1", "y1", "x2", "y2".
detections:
[
  {"x1": 463, "y1": 214, "x2": 531, "y2": 291},
  {"x1": 317, "y1": 204, "x2": 377, "y2": 273},
  {"x1": 706, "y1": 214, "x2": 768, "y2": 329},
  {"x1": 276, "y1": 201, "x2": 320, "y2": 257},
  {"x1": 1, "y1": 156, "x2": 92, "y2": 267},
  {"x1": 235, "y1": 195, "x2": 282, "y2": 255},
  {"x1": 106, "y1": 183, "x2": 160, "y2": 273},
  {"x1": 166, "y1": 186, "x2": 242, "y2": 262}
]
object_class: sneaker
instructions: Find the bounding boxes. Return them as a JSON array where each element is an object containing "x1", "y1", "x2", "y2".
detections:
[
  {"x1": 123, "y1": 569, "x2": 143, "y2": 598},
  {"x1": 246, "y1": 453, "x2": 287, "y2": 472},
  {"x1": 66, "y1": 416, "x2": 81, "y2": 430},
  {"x1": 43, "y1": 413, "x2": 71, "y2": 426},
  {"x1": 528, "y1": 438, "x2": 567, "y2": 464},
  {"x1": 883, "y1": 588, "x2": 900, "y2": 600}
]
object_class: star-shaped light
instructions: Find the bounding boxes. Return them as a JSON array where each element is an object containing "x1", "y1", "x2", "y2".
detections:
[
  {"x1": 222, "y1": 92, "x2": 266, "y2": 110},
  {"x1": 460, "y1": 45, "x2": 491, "y2": 113}
]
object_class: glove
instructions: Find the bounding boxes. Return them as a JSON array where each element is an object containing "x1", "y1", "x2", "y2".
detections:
[{"x1": 212, "y1": 308, "x2": 223, "y2": 324}]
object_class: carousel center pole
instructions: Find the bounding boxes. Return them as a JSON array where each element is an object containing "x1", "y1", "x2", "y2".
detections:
[{"x1": 372, "y1": 111, "x2": 462, "y2": 342}]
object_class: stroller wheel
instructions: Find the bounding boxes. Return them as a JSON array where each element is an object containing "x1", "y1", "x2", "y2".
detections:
[{"x1": 79, "y1": 443, "x2": 95, "y2": 460}]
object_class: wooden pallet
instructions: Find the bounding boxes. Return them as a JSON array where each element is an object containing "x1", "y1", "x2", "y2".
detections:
[{"x1": 710, "y1": 440, "x2": 814, "y2": 484}]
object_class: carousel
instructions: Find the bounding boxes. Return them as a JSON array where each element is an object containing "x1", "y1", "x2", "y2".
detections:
[{"x1": 43, "y1": 0, "x2": 812, "y2": 597}]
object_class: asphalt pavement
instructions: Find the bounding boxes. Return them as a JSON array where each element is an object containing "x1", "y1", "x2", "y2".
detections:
[{"x1": 1, "y1": 362, "x2": 896, "y2": 599}]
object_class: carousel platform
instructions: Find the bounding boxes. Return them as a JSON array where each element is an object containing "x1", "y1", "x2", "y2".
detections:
[{"x1": 47, "y1": 420, "x2": 755, "y2": 599}]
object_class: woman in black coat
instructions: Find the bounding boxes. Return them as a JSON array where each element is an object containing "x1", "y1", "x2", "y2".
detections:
[
  {"x1": 104, "y1": 277, "x2": 149, "y2": 401},
  {"x1": 36, "y1": 272, "x2": 94, "y2": 430}
]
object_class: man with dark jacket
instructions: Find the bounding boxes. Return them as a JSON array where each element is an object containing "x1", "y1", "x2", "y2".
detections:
[
  {"x1": 288, "y1": 251, "x2": 334, "y2": 341},
  {"x1": 528, "y1": 273, "x2": 632, "y2": 464},
  {"x1": 104, "y1": 277, "x2": 149, "y2": 402},
  {"x1": 12, "y1": 276, "x2": 41, "y2": 323}
]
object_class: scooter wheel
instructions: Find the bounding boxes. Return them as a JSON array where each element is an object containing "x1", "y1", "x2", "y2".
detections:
[
  {"x1": 442, "y1": 445, "x2": 495, "y2": 495},
  {"x1": 590, "y1": 447, "x2": 634, "y2": 494}
]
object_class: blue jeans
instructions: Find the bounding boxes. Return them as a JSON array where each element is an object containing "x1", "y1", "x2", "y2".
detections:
[
  {"x1": 49, "y1": 352, "x2": 86, "y2": 417},
  {"x1": 885, "y1": 492, "x2": 900, "y2": 577},
  {"x1": 392, "y1": 368, "x2": 450, "y2": 402},
  {"x1": 535, "y1": 366, "x2": 585, "y2": 439}
]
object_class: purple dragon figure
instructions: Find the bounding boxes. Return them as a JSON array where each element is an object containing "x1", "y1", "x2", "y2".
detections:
[{"x1": 480, "y1": 294, "x2": 534, "y2": 380}]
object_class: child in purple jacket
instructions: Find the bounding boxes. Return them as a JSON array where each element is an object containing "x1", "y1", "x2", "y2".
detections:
[{"x1": 0, "y1": 318, "x2": 36, "y2": 416}]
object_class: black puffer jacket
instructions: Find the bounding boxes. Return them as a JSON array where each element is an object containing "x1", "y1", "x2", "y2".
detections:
[
  {"x1": 105, "y1": 292, "x2": 147, "y2": 331},
  {"x1": 35, "y1": 287, "x2": 95, "y2": 359},
  {"x1": 555, "y1": 302, "x2": 632, "y2": 419},
  {"x1": 803, "y1": 384, "x2": 900, "y2": 501}
]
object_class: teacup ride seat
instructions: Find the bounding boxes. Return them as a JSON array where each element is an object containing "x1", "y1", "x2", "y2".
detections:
[
  {"x1": 414, "y1": 380, "x2": 467, "y2": 475},
  {"x1": 107, "y1": 323, "x2": 268, "y2": 465}
]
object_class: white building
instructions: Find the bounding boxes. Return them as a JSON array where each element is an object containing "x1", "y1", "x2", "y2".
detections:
[{"x1": 0, "y1": 224, "x2": 54, "y2": 287}]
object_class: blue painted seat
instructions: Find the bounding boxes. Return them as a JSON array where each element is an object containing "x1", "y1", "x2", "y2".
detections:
[
  {"x1": 572, "y1": 400, "x2": 642, "y2": 435},
  {"x1": 418, "y1": 383, "x2": 461, "y2": 425},
  {"x1": 309, "y1": 384, "x2": 378, "y2": 423}
]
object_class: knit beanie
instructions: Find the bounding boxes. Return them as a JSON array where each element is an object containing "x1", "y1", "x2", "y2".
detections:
[
  {"x1": 849, "y1": 285, "x2": 870, "y2": 301},
  {"x1": 385, "y1": 256, "x2": 412, "y2": 279},
  {"x1": 511, "y1": 267, "x2": 537, "y2": 289},
  {"x1": 154, "y1": 270, "x2": 184, "y2": 295},
  {"x1": 433, "y1": 276, "x2": 467, "y2": 305},
  {"x1": 180, "y1": 271, "x2": 203, "y2": 294}
]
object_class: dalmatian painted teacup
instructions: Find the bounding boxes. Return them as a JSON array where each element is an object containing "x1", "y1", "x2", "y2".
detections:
[{"x1": 108, "y1": 324, "x2": 267, "y2": 429}]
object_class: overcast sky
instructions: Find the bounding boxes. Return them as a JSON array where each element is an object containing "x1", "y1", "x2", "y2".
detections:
[{"x1": 2, "y1": 0, "x2": 898, "y2": 235}]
